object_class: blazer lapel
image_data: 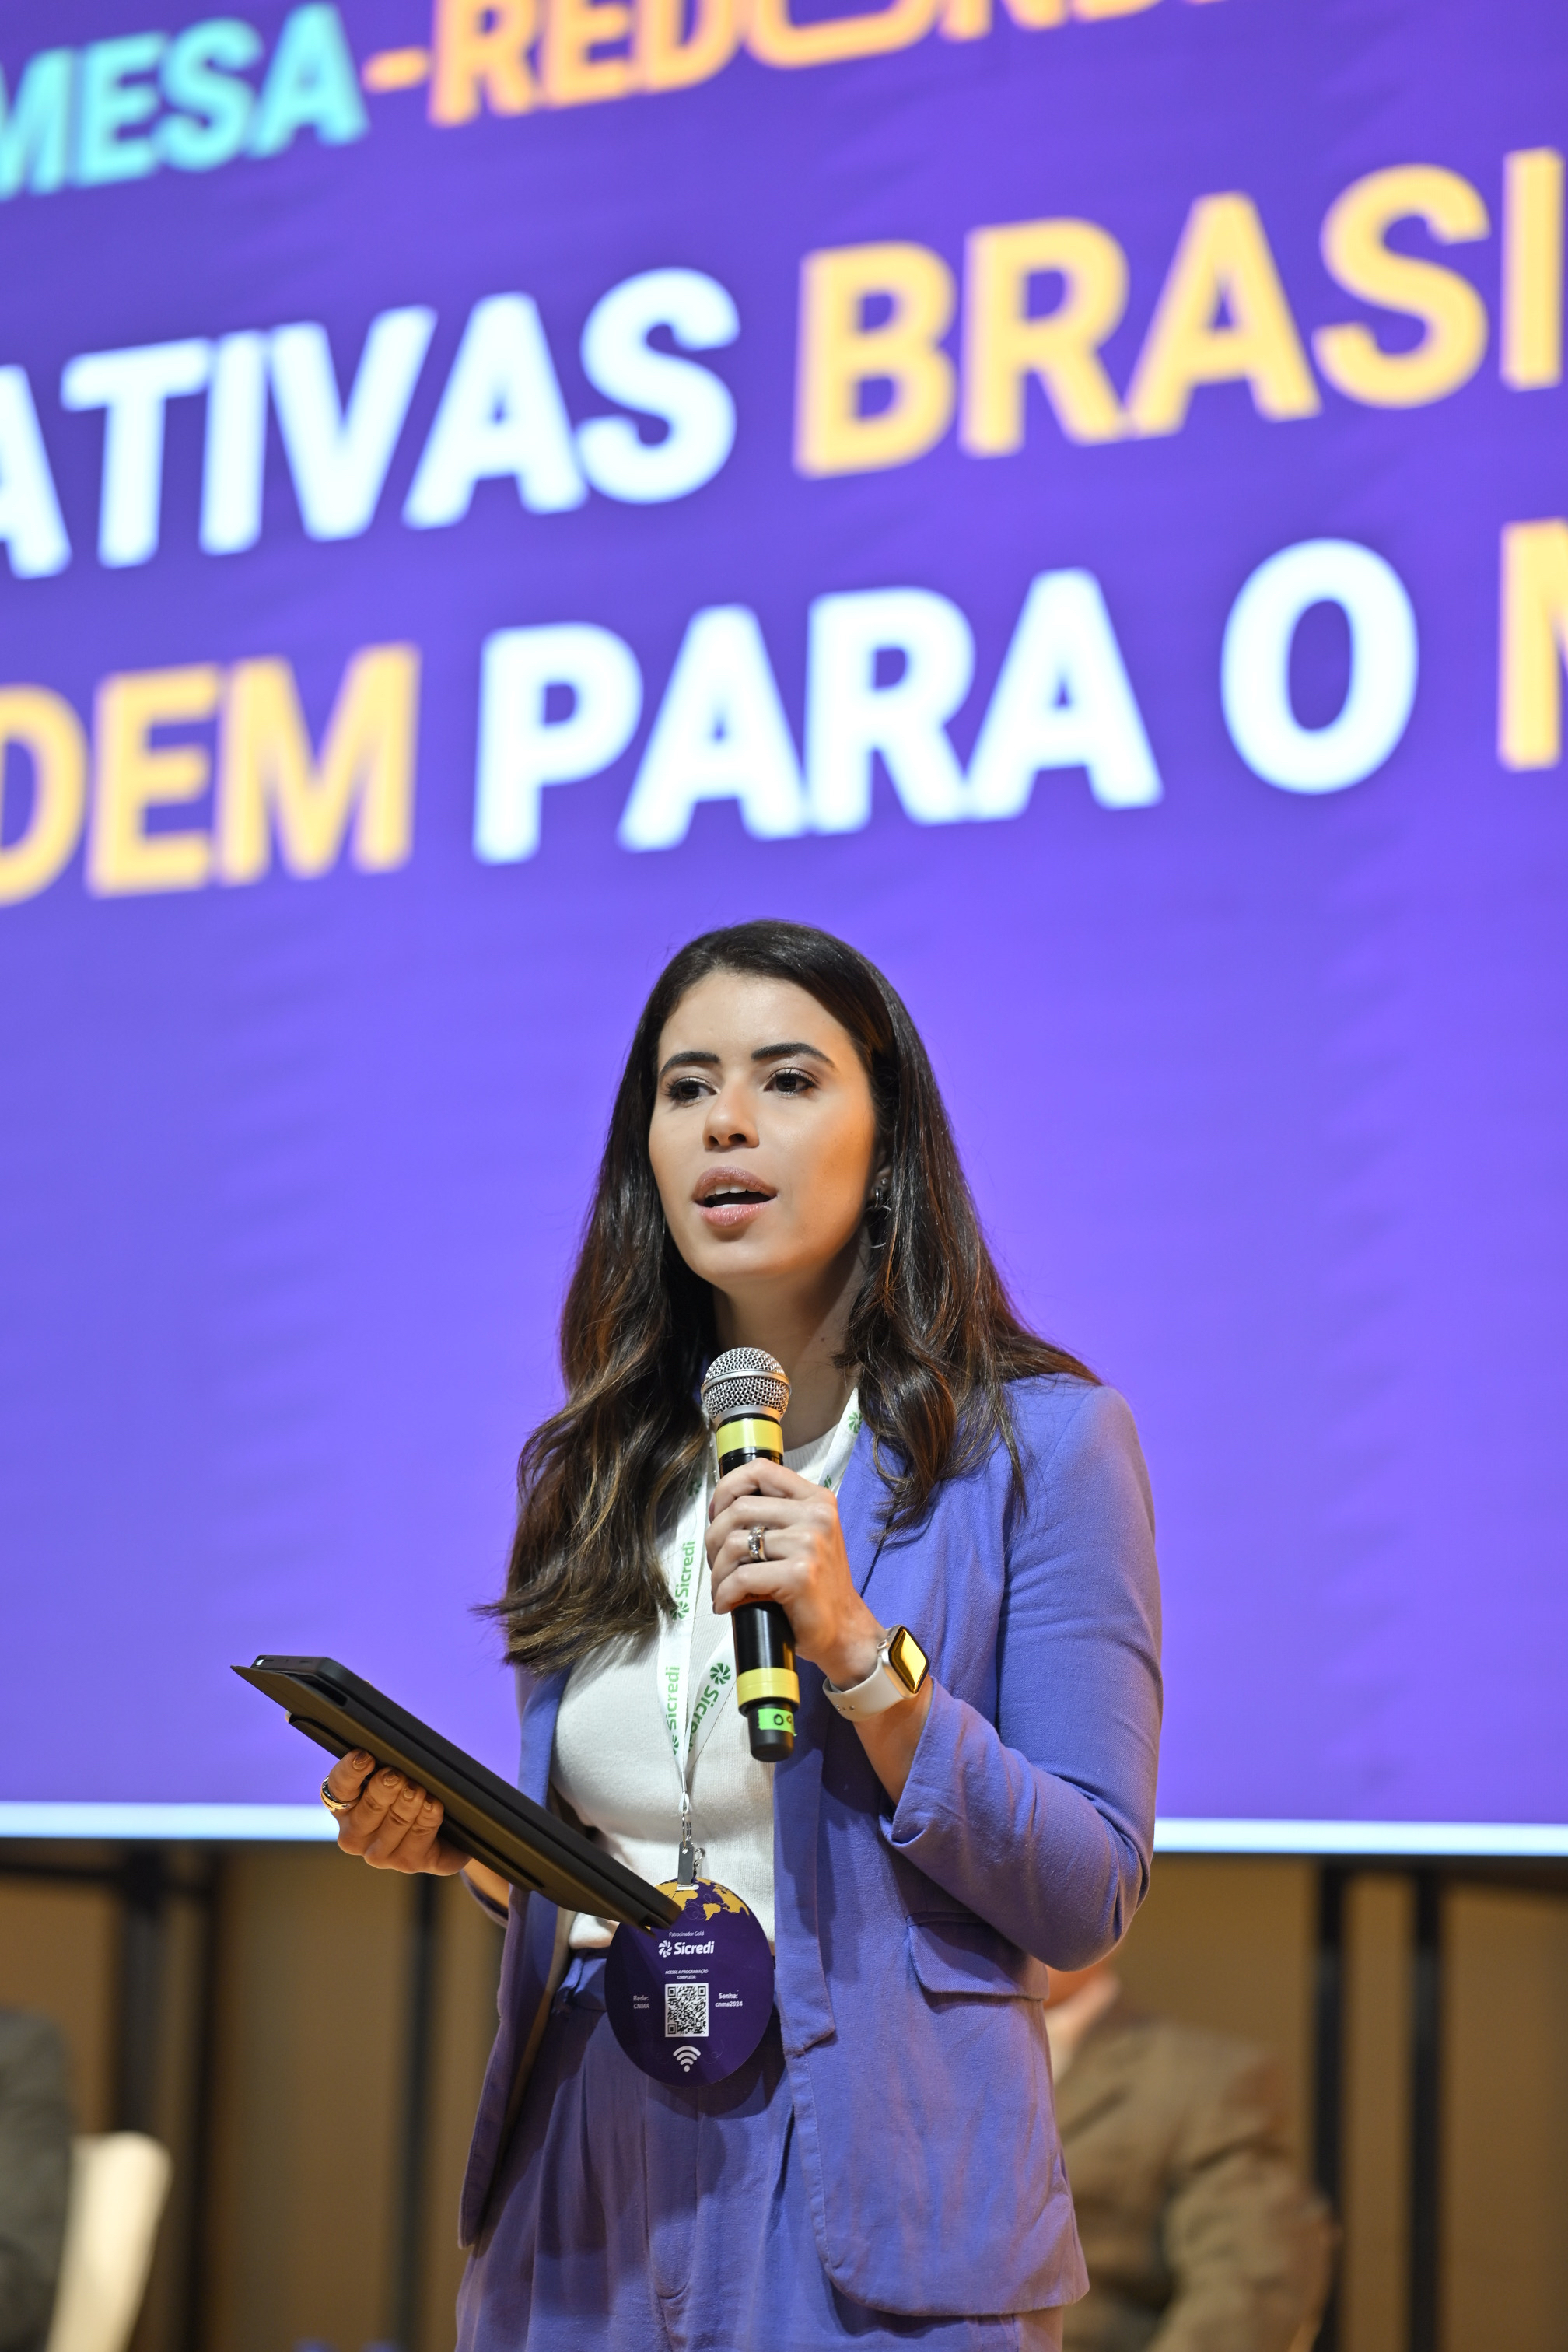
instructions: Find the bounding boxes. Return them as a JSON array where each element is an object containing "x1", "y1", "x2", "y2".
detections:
[
  {"x1": 516, "y1": 1666, "x2": 566, "y2": 1802},
  {"x1": 457, "y1": 1665, "x2": 569, "y2": 2246},
  {"x1": 839, "y1": 1433, "x2": 891, "y2": 1598},
  {"x1": 772, "y1": 1433, "x2": 889, "y2": 2057}
]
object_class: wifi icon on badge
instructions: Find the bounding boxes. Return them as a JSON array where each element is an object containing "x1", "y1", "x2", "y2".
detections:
[{"x1": 672, "y1": 2046, "x2": 702, "y2": 2073}]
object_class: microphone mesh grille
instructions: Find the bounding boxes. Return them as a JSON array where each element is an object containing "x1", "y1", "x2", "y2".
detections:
[{"x1": 701, "y1": 1346, "x2": 790, "y2": 1428}]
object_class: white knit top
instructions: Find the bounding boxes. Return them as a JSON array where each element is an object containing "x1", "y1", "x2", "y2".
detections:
[{"x1": 552, "y1": 1419, "x2": 849, "y2": 1948}]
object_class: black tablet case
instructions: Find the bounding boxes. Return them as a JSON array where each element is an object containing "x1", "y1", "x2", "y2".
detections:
[{"x1": 235, "y1": 1654, "x2": 677, "y2": 1929}]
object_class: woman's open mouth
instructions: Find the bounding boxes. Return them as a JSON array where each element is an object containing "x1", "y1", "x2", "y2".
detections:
[{"x1": 695, "y1": 1172, "x2": 776, "y2": 1228}]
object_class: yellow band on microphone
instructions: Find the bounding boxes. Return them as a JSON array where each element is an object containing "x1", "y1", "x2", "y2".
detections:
[
  {"x1": 736, "y1": 1667, "x2": 800, "y2": 1709},
  {"x1": 715, "y1": 1416, "x2": 784, "y2": 1461}
]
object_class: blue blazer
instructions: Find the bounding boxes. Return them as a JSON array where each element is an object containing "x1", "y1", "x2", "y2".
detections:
[{"x1": 459, "y1": 1376, "x2": 1162, "y2": 2319}]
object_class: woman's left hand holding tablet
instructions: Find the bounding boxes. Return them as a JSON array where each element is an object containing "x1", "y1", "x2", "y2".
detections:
[
  {"x1": 707, "y1": 1461, "x2": 881, "y2": 1690},
  {"x1": 324, "y1": 1754, "x2": 511, "y2": 1909}
]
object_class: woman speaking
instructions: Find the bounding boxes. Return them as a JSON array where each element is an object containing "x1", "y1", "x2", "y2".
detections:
[{"x1": 323, "y1": 920, "x2": 1162, "y2": 2350}]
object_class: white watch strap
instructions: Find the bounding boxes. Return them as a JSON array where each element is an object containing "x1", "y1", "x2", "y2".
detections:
[{"x1": 823, "y1": 1639, "x2": 908, "y2": 1720}]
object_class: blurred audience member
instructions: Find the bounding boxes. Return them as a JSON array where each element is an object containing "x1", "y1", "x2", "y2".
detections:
[
  {"x1": 1050, "y1": 1962, "x2": 1333, "y2": 2352},
  {"x1": 0, "y1": 2013, "x2": 71, "y2": 2352}
]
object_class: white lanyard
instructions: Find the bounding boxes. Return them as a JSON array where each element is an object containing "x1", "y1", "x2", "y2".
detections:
[{"x1": 654, "y1": 1391, "x2": 863, "y2": 1881}]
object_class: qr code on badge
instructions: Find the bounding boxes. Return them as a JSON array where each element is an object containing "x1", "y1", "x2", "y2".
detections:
[{"x1": 665, "y1": 1980, "x2": 709, "y2": 2039}]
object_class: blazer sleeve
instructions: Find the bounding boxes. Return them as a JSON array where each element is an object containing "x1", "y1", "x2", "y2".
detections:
[
  {"x1": 884, "y1": 1381, "x2": 1163, "y2": 1969},
  {"x1": 1150, "y1": 2043, "x2": 1336, "y2": 2352}
]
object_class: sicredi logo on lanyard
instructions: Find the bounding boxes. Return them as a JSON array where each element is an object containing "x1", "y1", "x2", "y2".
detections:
[{"x1": 604, "y1": 1391, "x2": 862, "y2": 2088}]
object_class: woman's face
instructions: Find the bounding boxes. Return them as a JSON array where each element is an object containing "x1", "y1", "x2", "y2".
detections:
[{"x1": 648, "y1": 971, "x2": 881, "y2": 1307}]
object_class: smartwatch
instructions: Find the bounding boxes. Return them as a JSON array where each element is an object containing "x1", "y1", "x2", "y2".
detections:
[{"x1": 822, "y1": 1626, "x2": 930, "y2": 1720}]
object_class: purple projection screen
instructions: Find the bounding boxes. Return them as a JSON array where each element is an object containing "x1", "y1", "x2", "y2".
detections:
[{"x1": 1, "y1": 0, "x2": 1566, "y2": 1852}]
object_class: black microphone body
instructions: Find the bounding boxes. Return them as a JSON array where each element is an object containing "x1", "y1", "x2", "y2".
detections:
[{"x1": 701, "y1": 1350, "x2": 799, "y2": 1763}]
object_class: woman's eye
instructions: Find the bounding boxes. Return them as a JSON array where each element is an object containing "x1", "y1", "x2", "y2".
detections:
[
  {"x1": 769, "y1": 1067, "x2": 815, "y2": 1096},
  {"x1": 666, "y1": 1077, "x2": 709, "y2": 1104}
]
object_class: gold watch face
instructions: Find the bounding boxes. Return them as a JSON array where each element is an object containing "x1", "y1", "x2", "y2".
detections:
[{"x1": 885, "y1": 1625, "x2": 929, "y2": 1695}]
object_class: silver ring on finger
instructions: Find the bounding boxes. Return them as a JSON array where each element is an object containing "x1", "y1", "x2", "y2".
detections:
[
  {"x1": 747, "y1": 1524, "x2": 766, "y2": 1564},
  {"x1": 320, "y1": 1774, "x2": 363, "y2": 1818}
]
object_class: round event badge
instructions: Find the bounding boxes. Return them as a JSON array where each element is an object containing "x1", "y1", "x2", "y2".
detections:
[{"x1": 605, "y1": 1879, "x2": 775, "y2": 2086}]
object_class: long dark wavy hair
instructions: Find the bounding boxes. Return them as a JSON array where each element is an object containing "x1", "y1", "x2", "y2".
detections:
[{"x1": 492, "y1": 921, "x2": 1094, "y2": 1672}]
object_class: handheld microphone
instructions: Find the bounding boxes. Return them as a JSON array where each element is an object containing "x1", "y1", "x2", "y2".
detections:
[{"x1": 701, "y1": 1347, "x2": 797, "y2": 1763}]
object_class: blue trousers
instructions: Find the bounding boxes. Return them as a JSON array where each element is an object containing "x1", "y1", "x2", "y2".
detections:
[{"x1": 457, "y1": 1955, "x2": 1066, "y2": 2352}]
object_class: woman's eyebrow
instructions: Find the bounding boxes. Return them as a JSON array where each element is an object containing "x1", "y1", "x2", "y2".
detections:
[
  {"x1": 752, "y1": 1041, "x2": 833, "y2": 1066},
  {"x1": 656, "y1": 1041, "x2": 835, "y2": 1080}
]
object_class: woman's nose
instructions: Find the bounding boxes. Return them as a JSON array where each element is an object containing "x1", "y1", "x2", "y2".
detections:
[{"x1": 705, "y1": 1083, "x2": 757, "y2": 1150}]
